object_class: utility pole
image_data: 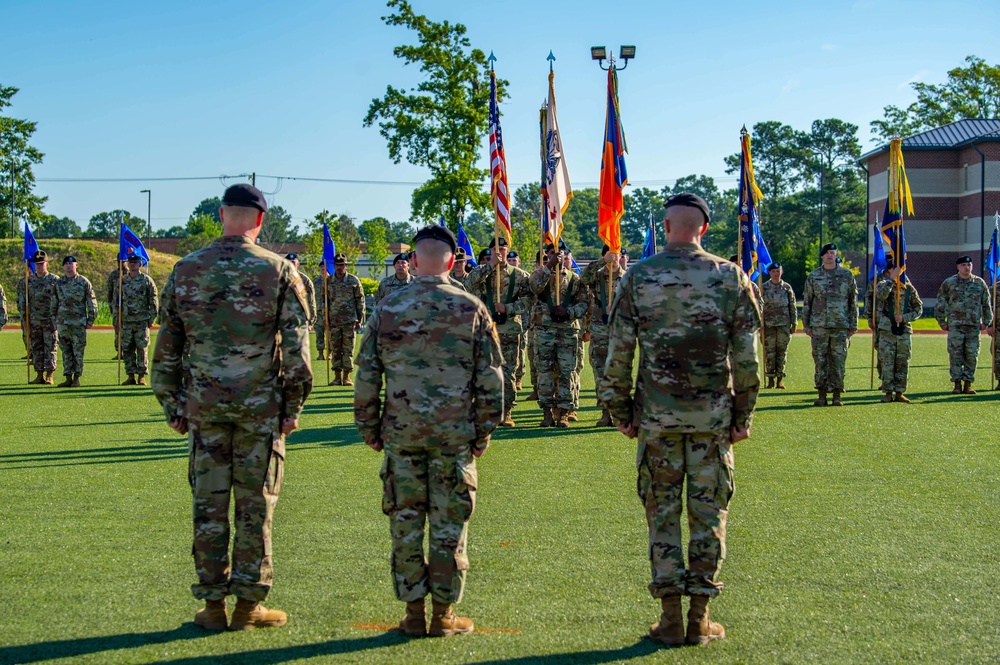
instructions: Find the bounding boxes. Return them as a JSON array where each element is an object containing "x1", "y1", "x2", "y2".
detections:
[
  {"x1": 9, "y1": 158, "x2": 14, "y2": 238},
  {"x1": 141, "y1": 189, "x2": 152, "y2": 246}
]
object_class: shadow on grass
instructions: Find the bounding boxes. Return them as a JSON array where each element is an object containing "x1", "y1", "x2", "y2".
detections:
[
  {"x1": 466, "y1": 638, "x2": 667, "y2": 664},
  {"x1": 0, "y1": 440, "x2": 187, "y2": 469},
  {"x1": 287, "y1": 423, "x2": 363, "y2": 448},
  {"x1": 0, "y1": 624, "x2": 209, "y2": 664},
  {"x1": 155, "y1": 632, "x2": 411, "y2": 665}
]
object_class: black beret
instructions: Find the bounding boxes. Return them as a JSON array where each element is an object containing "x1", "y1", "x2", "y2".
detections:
[
  {"x1": 544, "y1": 239, "x2": 570, "y2": 253},
  {"x1": 62, "y1": 255, "x2": 77, "y2": 265},
  {"x1": 663, "y1": 192, "x2": 710, "y2": 224},
  {"x1": 601, "y1": 244, "x2": 611, "y2": 256},
  {"x1": 508, "y1": 250, "x2": 518, "y2": 259},
  {"x1": 768, "y1": 262, "x2": 782, "y2": 271},
  {"x1": 413, "y1": 225, "x2": 457, "y2": 253},
  {"x1": 957, "y1": 255, "x2": 973, "y2": 264},
  {"x1": 127, "y1": 255, "x2": 142, "y2": 263},
  {"x1": 729, "y1": 255, "x2": 739, "y2": 263},
  {"x1": 535, "y1": 251, "x2": 541, "y2": 263},
  {"x1": 488, "y1": 236, "x2": 508, "y2": 248},
  {"x1": 820, "y1": 243, "x2": 838, "y2": 256},
  {"x1": 334, "y1": 253, "x2": 347, "y2": 265},
  {"x1": 221, "y1": 183, "x2": 268, "y2": 213},
  {"x1": 392, "y1": 253, "x2": 408, "y2": 265},
  {"x1": 284, "y1": 253, "x2": 298, "y2": 261},
  {"x1": 31, "y1": 250, "x2": 47, "y2": 263},
  {"x1": 478, "y1": 248, "x2": 491, "y2": 263}
]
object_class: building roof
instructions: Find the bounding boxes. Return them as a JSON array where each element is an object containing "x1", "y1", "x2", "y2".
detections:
[{"x1": 860, "y1": 118, "x2": 1000, "y2": 161}]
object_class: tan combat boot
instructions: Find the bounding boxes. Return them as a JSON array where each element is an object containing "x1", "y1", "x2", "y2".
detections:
[
  {"x1": 122, "y1": 374, "x2": 137, "y2": 386},
  {"x1": 596, "y1": 409, "x2": 613, "y2": 427},
  {"x1": 539, "y1": 407, "x2": 555, "y2": 427},
  {"x1": 951, "y1": 380, "x2": 962, "y2": 394},
  {"x1": 525, "y1": 388, "x2": 538, "y2": 401},
  {"x1": 831, "y1": 391, "x2": 844, "y2": 406},
  {"x1": 686, "y1": 595, "x2": 725, "y2": 645},
  {"x1": 499, "y1": 410, "x2": 515, "y2": 427},
  {"x1": 229, "y1": 598, "x2": 287, "y2": 631},
  {"x1": 399, "y1": 599, "x2": 427, "y2": 637},
  {"x1": 29, "y1": 371, "x2": 45, "y2": 385},
  {"x1": 194, "y1": 599, "x2": 228, "y2": 631},
  {"x1": 963, "y1": 380, "x2": 976, "y2": 395},
  {"x1": 330, "y1": 369, "x2": 342, "y2": 386},
  {"x1": 317, "y1": 350, "x2": 326, "y2": 360},
  {"x1": 515, "y1": 380, "x2": 523, "y2": 391},
  {"x1": 894, "y1": 392, "x2": 910, "y2": 403},
  {"x1": 342, "y1": 371, "x2": 354, "y2": 387},
  {"x1": 428, "y1": 600, "x2": 473, "y2": 637},
  {"x1": 137, "y1": 374, "x2": 147, "y2": 386},
  {"x1": 766, "y1": 377, "x2": 774, "y2": 389},
  {"x1": 776, "y1": 377, "x2": 786, "y2": 389},
  {"x1": 648, "y1": 595, "x2": 685, "y2": 646},
  {"x1": 813, "y1": 390, "x2": 827, "y2": 406},
  {"x1": 43, "y1": 371, "x2": 55, "y2": 384},
  {"x1": 57, "y1": 375, "x2": 73, "y2": 387},
  {"x1": 554, "y1": 408, "x2": 570, "y2": 428},
  {"x1": 565, "y1": 409, "x2": 578, "y2": 422},
  {"x1": 880, "y1": 392, "x2": 894, "y2": 403},
  {"x1": 71, "y1": 374, "x2": 81, "y2": 387}
]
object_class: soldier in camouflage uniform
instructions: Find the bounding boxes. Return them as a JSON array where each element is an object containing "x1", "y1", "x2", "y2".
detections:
[
  {"x1": 866, "y1": 266, "x2": 891, "y2": 379},
  {"x1": 376, "y1": 253, "x2": 412, "y2": 303},
  {"x1": 0, "y1": 283, "x2": 7, "y2": 329},
  {"x1": 875, "y1": 268, "x2": 922, "y2": 402},
  {"x1": 152, "y1": 184, "x2": 312, "y2": 631},
  {"x1": 581, "y1": 245, "x2": 627, "y2": 426},
  {"x1": 17, "y1": 251, "x2": 61, "y2": 384},
  {"x1": 106, "y1": 264, "x2": 125, "y2": 359},
  {"x1": 523, "y1": 253, "x2": 542, "y2": 401},
  {"x1": 529, "y1": 241, "x2": 588, "y2": 428},
  {"x1": 600, "y1": 194, "x2": 759, "y2": 646},
  {"x1": 320, "y1": 254, "x2": 366, "y2": 386},
  {"x1": 113, "y1": 255, "x2": 159, "y2": 385},
  {"x1": 355, "y1": 225, "x2": 503, "y2": 638},
  {"x1": 467, "y1": 236, "x2": 531, "y2": 426},
  {"x1": 934, "y1": 255, "x2": 994, "y2": 394},
  {"x1": 507, "y1": 251, "x2": 527, "y2": 389},
  {"x1": 801, "y1": 243, "x2": 858, "y2": 406},
  {"x1": 285, "y1": 253, "x2": 316, "y2": 327},
  {"x1": 761, "y1": 262, "x2": 797, "y2": 389},
  {"x1": 567, "y1": 251, "x2": 586, "y2": 422},
  {"x1": 313, "y1": 265, "x2": 328, "y2": 360},
  {"x1": 54, "y1": 256, "x2": 97, "y2": 387},
  {"x1": 450, "y1": 248, "x2": 471, "y2": 290}
]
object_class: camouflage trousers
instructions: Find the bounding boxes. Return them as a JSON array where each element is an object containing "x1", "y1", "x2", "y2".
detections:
[
  {"x1": 56, "y1": 325, "x2": 87, "y2": 376},
  {"x1": 526, "y1": 327, "x2": 538, "y2": 388},
  {"x1": 516, "y1": 326, "x2": 527, "y2": 383},
  {"x1": 28, "y1": 320, "x2": 57, "y2": 372},
  {"x1": 381, "y1": 444, "x2": 477, "y2": 604},
  {"x1": 329, "y1": 324, "x2": 357, "y2": 372},
  {"x1": 947, "y1": 325, "x2": 980, "y2": 382},
  {"x1": 878, "y1": 331, "x2": 911, "y2": 393},
  {"x1": 588, "y1": 325, "x2": 610, "y2": 406},
  {"x1": 188, "y1": 419, "x2": 284, "y2": 602},
  {"x1": 314, "y1": 316, "x2": 327, "y2": 352},
  {"x1": 810, "y1": 327, "x2": 850, "y2": 392},
  {"x1": 763, "y1": 326, "x2": 791, "y2": 378},
  {"x1": 121, "y1": 323, "x2": 151, "y2": 375},
  {"x1": 498, "y1": 332, "x2": 522, "y2": 410},
  {"x1": 638, "y1": 428, "x2": 733, "y2": 598},
  {"x1": 535, "y1": 326, "x2": 579, "y2": 410},
  {"x1": 571, "y1": 333, "x2": 584, "y2": 408}
]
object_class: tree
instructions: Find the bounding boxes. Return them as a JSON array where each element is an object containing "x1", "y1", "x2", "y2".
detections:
[
  {"x1": 0, "y1": 85, "x2": 46, "y2": 238},
  {"x1": 301, "y1": 211, "x2": 362, "y2": 272},
  {"x1": 259, "y1": 205, "x2": 300, "y2": 244},
  {"x1": 360, "y1": 216, "x2": 391, "y2": 276},
  {"x1": 177, "y1": 213, "x2": 221, "y2": 255},
  {"x1": 622, "y1": 187, "x2": 663, "y2": 250},
  {"x1": 155, "y1": 225, "x2": 186, "y2": 238},
  {"x1": 561, "y1": 188, "x2": 599, "y2": 256},
  {"x1": 35, "y1": 215, "x2": 82, "y2": 238},
  {"x1": 508, "y1": 182, "x2": 542, "y2": 260},
  {"x1": 386, "y1": 220, "x2": 415, "y2": 244},
  {"x1": 189, "y1": 197, "x2": 222, "y2": 224},
  {"x1": 83, "y1": 210, "x2": 147, "y2": 238},
  {"x1": 872, "y1": 56, "x2": 1000, "y2": 142},
  {"x1": 657, "y1": 176, "x2": 735, "y2": 258},
  {"x1": 338, "y1": 215, "x2": 364, "y2": 269},
  {"x1": 364, "y1": 0, "x2": 502, "y2": 224}
]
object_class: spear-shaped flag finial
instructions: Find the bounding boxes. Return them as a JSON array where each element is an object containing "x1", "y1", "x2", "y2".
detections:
[
  {"x1": 547, "y1": 50, "x2": 555, "y2": 72},
  {"x1": 488, "y1": 51, "x2": 496, "y2": 71}
]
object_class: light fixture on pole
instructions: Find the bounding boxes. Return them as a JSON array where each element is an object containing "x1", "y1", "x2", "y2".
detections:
[{"x1": 591, "y1": 45, "x2": 636, "y2": 71}]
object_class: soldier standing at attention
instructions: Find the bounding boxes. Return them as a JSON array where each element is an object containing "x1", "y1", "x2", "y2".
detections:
[
  {"x1": 875, "y1": 267, "x2": 922, "y2": 402},
  {"x1": 467, "y1": 236, "x2": 531, "y2": 426},
  {"x1": 18, "y1": 251, "x2": 60, "y2": 384},
  {"x1": 600, "y1": 193, "x2": 759, "y2": 646},
  {"x1": 866, "y1": 266, "x2": 892, "y2": 379},
  {"x1": 529, "y1": 241, "x2": 588, "y2": 428},
  {"x1": 106, "y1": 263, "x2": 125, "y2": 359},
  {"x1": 54, "y1": 256, "x2": 97, "y2": 387},
  {"x1": 508, "y1": 250, "x2": 527, "y2": 390},
  {"x1": 761, "y1": 262, "x2": 796, "y2": 389},
  {"x1": 114, "y1": 255, "x2": 159, "y2": 386},
  {"x1": 376, "y1": 253, "x2": 412, "y2": 303},
  {"x1": 355, "y1": 225, "x2": 503, "y2": 638},
  {"x1": 325, "y1": 254, "x2": 365, "y2": 386},
  {"x1": 801, "y1": 243, "x2": 858, "y2": 406},
  {"x1": 523, "y1": 252, "x2": 542, "y2": 401},
  {"x1": 581, "y1": 245, "x2": 627, "y2": 426},
  {"x1": 450, "y1": 248, "x2": 470, "y2": 289},
  {"x1": 313, "y1": 264, "x2": 328, "y2": 360},
  {"x1": 152, "y1": 184, "x2": 312, "y2": 631},
  {"x1": 934, "y1": 255, "x2": 994, "y2": 394},
  {"x1": 286, "y1": 253, "x2": 316, "y2": 328}
]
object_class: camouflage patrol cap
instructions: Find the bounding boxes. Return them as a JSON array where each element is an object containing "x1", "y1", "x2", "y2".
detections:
[
  {"x1": 957, "y1": 255, "x2": 973, "y2": 264},
  {"x1": 488, "y1": 236, "x2": 508, "y2": 248},
  {"x1": 663, "y1": 192, "x2": 710, "y2": 224},
  {"x1": 221, "y1": 183, "x2": 268, "y2": 213},
  {"x1": 820, "y1": 243, "x2": 838, "y2": 256},
  {"x1": 334, "y1": 253, "x2": 347, "y2": 265},
  {"x1": 393, "y1": 253, "x2": 409, "y2": 265},
  {"x1": 413, "y1": 225, "x2": 457, "y2": 253},
  {"x1": 62, "y1": 255, "x2": 78, "y2": 265}
]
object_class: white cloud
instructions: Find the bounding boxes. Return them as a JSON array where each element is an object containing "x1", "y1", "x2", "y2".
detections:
[{"x1": 782, "y1": 79, "x2": 801, "y2": 93}]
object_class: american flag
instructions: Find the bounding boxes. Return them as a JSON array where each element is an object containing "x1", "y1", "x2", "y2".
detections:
[{"x1": 489, "y1": 70, "x2": 511, "y2": 242}]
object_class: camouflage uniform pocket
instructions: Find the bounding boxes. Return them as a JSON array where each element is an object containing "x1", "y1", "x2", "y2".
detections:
[
  {"x1": 379, "y1": 455, "x2": 396, "y2": 516},
  {"x1": 452, "y1": 457, "x2": 478, "y2": 523},
  {"x1": 716, "y1": 441, "x2": 735, "y2": 506},
  {"x1": 265, "y1": 435, "x2": 285, "y2": 497}
]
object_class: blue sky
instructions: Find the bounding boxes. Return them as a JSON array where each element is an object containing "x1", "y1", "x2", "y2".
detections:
[{"x1": 4, "y1": 0, "x2": 998, "y2": 233}]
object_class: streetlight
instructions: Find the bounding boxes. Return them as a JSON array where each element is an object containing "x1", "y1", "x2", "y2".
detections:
[
  {"x1": 810, "y1": 149, "x2": 826, "y2": 249},
  {"x1": 591, "y1": 45, "x2": 636, "y2": 71},
  {"x1": 140, "y1": 189, "x2": 151, "y2": 247}
]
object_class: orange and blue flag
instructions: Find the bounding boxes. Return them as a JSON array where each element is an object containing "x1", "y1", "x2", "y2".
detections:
[
  {"x1": 597, "y1": 66, "x2": 627, "y2": 254},
  {"x1": 984, "y1": 214, "x2": 999, "y2": 285},
  {"x1": 24, "y1": 222, "x2": 40, "y2": 274},
  {"x1": 642, "y1": 214, "x2": 656, "y2": 259},
  {"x1": 881, "y1": 138, "x2": 913, "y2": 282},
  {"x1": 118, "y1": 223, "x2": 150, "y2": 265},
  {"x1": 737, "y1": 131, "x2": 770, "y2": 280}
]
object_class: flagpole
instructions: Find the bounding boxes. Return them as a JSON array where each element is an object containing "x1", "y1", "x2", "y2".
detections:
[
  {"x1": 870, "y1": 214, "x2": 879, "y2": 390},
  {"x1": 324, "y1": 269, "x2": 330, "y2": 386},
  {"x1": 24, "y1": 259, "x2": 31, "y2": 383},
  {"x1": 117, "y1": 260, "x2": 123, "y2": 385},
  {"x1": 539, "y1": 104, "x2": 546, "y2": 269}
]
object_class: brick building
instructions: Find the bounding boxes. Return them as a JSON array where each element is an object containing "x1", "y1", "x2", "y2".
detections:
[{"x1": 860, "y1": 118, "x2": 1000, "y2": 304}]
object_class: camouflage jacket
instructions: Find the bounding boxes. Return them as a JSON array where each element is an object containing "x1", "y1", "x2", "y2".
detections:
[
  {"x1": 354, "y1": 275, "x2": 504, "y2": 454},
  {"x1": 599, "y1": 242, "x2": 761, "y2": 433},
  {"x1": 467, "y1": 262, "x2": 532, "y2": 333},
  {"x1": 801, "y1": 266, "x2": 858, "y2": 331},
  {"x1": 934, "y1": 275, "x2": 993, "y2": 328},
  {"x1": 875, "y1": 279, "x2": 923, "y2": 334},
  {"x1": 298, "y1": 269, "x2": 317, "y2": 325},
  {"x1": 528, "y1": 266, "x2": 589, "y2": 329},
  {"x1": 55, "y1": 275, "x2": 98, "y2": 328},
  {"x1": 0, "y1": 283, "x2": 6, "y2": 328},
  {"x1": 112, "y1": 272, "x2": 159, "y2": 325},
  {"x1": 105, "y1": 268, "x2": 123, "y2": 305},
  {"x1": 448, "y1": 276, "x2": 468, "y2": 292},
  {"x1": 762, "y1": 279, "x2": 797, "y2": 329},
  {"x1": 865, "y1": 273, "x2": 890, "y2": 326},
  {"x1": 16, "y1": 272, "x2": 60, "y2": 323},
  {"x1": 152, "y1": 235, "x2": 313, "y2": 423},
  {"x1": 375, "y1": 273, "x2": 412, "y2": 303},
  {"x1": 580, "y1": 259, "x2": 624, "y2": 331},
  {"x1": 320, "y1": 273, "x2": 366, "y2": 324},
  {"x1": 450, "y1": 270, "x2": 471, "y2": 290}
]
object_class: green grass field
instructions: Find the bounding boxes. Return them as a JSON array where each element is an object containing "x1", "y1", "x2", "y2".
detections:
[{"x1": 1, "y1": 331, "x2": 998, "y2": 664}]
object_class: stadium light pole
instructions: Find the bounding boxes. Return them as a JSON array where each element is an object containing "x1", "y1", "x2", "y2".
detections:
[
  {"x1": 140, "y1": 189, "x2": 151, "y2": 247},
  {"x1": 591, "y1": 45, "x2": 636, "y2": 71}
]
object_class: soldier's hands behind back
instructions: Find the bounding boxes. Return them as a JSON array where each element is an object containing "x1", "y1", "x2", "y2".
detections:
[
  {"x1": 169, "y1": 417, "x2": 189, "y2": 435},
  {"x1": 281, "y1": 417, "x2": 299, "y2": 436},
  {"x1": 617, "y1": 422, "x2": 638, "y2": 439},
  {"x1": 731, "y1": 426, "x2": 750, "y2": 444}
]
